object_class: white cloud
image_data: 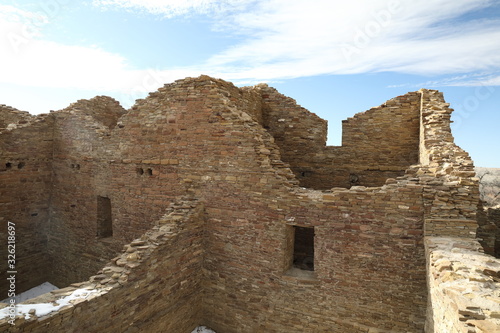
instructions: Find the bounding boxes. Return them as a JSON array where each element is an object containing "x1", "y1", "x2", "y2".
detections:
[
  {"x1": 92, "y1": 0, "x2": 255, "y2": 17},
  {"x1": 0, "y1": 4, "x2": 200, "y2": 106},
  {"x1": 1, "y1": 0, "x2": 500, "y2": 115},
  {"x1": 388, "y1": 72, "x2": 500, "y2": 89},
  {"x1": 201, "y1": 0, "x2": 500, "y2": 79},
  {"x1": 90, "y1": 0, "x2": 500, "y2": 85}
]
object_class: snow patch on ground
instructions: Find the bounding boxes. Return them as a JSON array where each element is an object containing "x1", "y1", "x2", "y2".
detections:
[
  {"x1": 191, "y1": 326, "x2": 217, "y2": 333},
  {"x1": 1, "y1": 282, "x2": 59, "y2": 304},
  {"x1": 1, "y1": 283, "x2": 216, "y2": 330},
  {"x1": 0, "y1": 288, "x2": 99, "y2": 320}
]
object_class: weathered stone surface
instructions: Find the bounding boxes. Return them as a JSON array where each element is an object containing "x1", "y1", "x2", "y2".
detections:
[
  {"x1": 426, "y1": 237, "x2": 500, "y2": 333},
  {"x1": 0, "y1": 76, "x2": 498, "y2": 332}
]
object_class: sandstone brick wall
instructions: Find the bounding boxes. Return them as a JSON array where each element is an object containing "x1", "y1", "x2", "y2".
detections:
[
  {"x1": 0, "y1": 106, "x2": 32, "y2": 129},
  {"x1": 415, "y1": 90, "x2": 500, "y2": 333},
  {"x1": 476, "y1": 203, "x2": 499, "y2": 256},
  {"x1": 0, "y1": 76, "x2": 495, "y2": 332},
  {"x1": 0, "y1": 197, "x2": 205, "y2": 333},
  {"x1": 486, "y1": 207, "x2": 500, "y2": 257},
  {"x1": 417, "y1": 89, "x2": 480, "y2": 238},
  {"x1": 0, "y1": 108, "x2": 54, "y2": 296},
  {"x1": 201, "y1": 182, "x2": 426, "y2": 332},
  {"x1": 113, "y1": 76, "x2": 428, "y2": 332},
  {"x1": 425, "y1": 237, "x2": 500, "y2": 333},
  {"x1": 47, "y1": 97, "x2": 133, "y2": 287},
  {"x1": 257, "y1": 86, "x2": 420, "y2": 189}
]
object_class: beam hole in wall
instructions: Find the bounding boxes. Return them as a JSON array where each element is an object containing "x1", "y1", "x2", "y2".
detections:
[
  {"x1": 349, "y1": 173, "x2": 359, "y2": 185},
  {"x1": 96, "y1": 196, "x2": 113, "y2": 238},
  {"x1": 293, "y1": 226, "x2": 315, "y2": 271},
  {"x1": 6, "y1": 162, "x2": 12, "y2": 169},
  {"x1": 300, "y1": 171, "x2": 312, "y2": 178},
  {"x1": 17, "y1": 162, "x2": 25, "y2": 169},
  {"x1": 136, "y1": 168, "x2": 144, "y2": 176},
  {"x1": 146, "y1": 168, "x2": 153, "y2": 176}
]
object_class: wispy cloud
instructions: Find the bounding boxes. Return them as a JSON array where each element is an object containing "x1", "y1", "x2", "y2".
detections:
[
  {"x1": 388, "y1": 72, "x2": 500, "y2": 89},
  {"x1": 92, "y1": 0, "x2": 256, "y2": 17},
  {"x1": 91, "y1": 0, "x2": 500, "y2": 85},
  {"x1": 1, "y1": 0, "x2": 499, "y2": 109}
]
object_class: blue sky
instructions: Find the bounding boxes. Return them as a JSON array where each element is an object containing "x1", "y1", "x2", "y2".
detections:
[{"x1": 0, "y1": 0, "x2": 499, "y2": 167}]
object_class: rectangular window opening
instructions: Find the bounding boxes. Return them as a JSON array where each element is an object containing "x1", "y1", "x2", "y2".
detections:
[
  {"x1": 97, "y1": 196, "x2": 113, "y2": 238},
  {"x1": 293, "y1": 226, "x2": 315, "y2": 271}
]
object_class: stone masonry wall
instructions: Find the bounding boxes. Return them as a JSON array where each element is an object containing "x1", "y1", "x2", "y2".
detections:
[
  {"x1": 489, "y1": 207, "x2": 500, "y2": 257},
  {"x1": 417, "y1": 89, "x2": 479, "y2": 239},
  {"x1": 202, "y1": 181, "x2": 427, "y2": 332},
  {"x1": 333, "y1": 93, "x2": 421, "y2": 187},
  {"x1": 113, "y1": 76, "x2": 427, "y2": 332},
  {"x1": 0, "y1": 76, "x2": 494, "y2": 332},
  {"x1": 425, "y1": 237, "x2": 500, "y2": 333},
  {"x1": 0, "y1": 197, "x2": 205, "y2": 333},
  {"x1": 415, "y1": 90, "x2": 500, "y2": 332},
  {"x1": 47, "y1": 97, "x2": 130, "y2": 287},
  {"x1": 476, "y1": 203, "x2": 498, "y2": 256},
  {"x1": 257, "y1": 86, "x2": 420, "y2": 189},
  {"x1": 0, "y1": 107, "x2": 54, "y2": 296}
]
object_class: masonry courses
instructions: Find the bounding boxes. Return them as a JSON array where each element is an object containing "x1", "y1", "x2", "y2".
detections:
[{"x1": 0, "y1": 75, "x2": 499, "y2": 332}]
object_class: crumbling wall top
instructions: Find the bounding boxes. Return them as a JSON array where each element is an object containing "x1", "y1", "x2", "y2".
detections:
[
  {"x1": 59, "y1": 96, "x2": 126, "y2": 129},
  {"x1": 0, "y1": 105, "x2": 50, "y2": 134}
]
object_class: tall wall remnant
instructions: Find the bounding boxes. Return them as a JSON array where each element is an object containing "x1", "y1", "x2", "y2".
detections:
[{"x1": 0, "y1": 76, "x2": 498, "y2": 332}]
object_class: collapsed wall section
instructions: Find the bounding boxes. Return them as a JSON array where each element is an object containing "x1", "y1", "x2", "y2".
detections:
[{"x1": 0, "y1": 107, "x2": 54, "y2": 296}]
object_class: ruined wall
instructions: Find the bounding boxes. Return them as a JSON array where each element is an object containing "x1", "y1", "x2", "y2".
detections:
[
  {"x1": 417, "y1": 89, "x2": 479, "y2": 238},
  {"x1": 105, "y1": 77, "x2": 426, "y2": 332},
  {"x1": 202, "y1": 182, "x2": 427, "y2": 332},
  {"x1": 486, "y1": 207, "x2": 500, "y2": 257},
  {"x1": 476, "y1": 203, "x2": 499, "y2": 256},
  {"x1": 330, "y1": 93, "x2": 420, "y2": 188},
  {"x1": 0, "y1": 107, "x2": 54, "y2": 296},
  {"x1": 47, "y1": 97, "x2": 128, "y2": 287},
  {"x1": 0, "y1": 198, "x2": 205, "y2": 333},
  {"x1": 425, "y1": 237, "x2": 500, "y2": 333},
  {"x1": 1, "y1": 76, "x2": 494, "y2": 332},
  {"x1": 414, "y1": 90, "x2": 500, "y2": 333},
  {"x1": 257, "y1": 86, "x2": 420, "y2": 189},
  {"x1": 116, "y1": 77, "x2": 426, "y2": 332}
]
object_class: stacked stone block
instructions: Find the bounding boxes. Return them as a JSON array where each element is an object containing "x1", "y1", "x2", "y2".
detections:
[
  {"x1": 0, "y1": 76, "x2": 498, "y2": 333},
  {"x1": 0, "y1": 108, "x2": 54, "y2": 297}
]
